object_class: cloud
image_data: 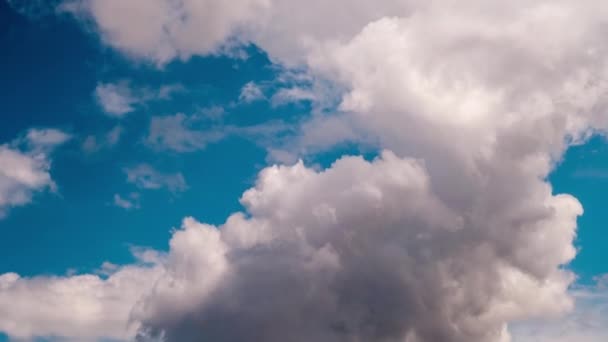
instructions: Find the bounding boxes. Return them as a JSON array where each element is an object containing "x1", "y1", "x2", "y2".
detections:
[
  {"x1": 239, "y1": 81, "x2": 265, "y2": 103},
  {"x1": 24, "y1": 128, "x2": 71, "y2": 148},
  {"x1": 113, "y1": 192, "x2": 140, "y2": 210},
  {"x1": 94, "y1": 81, "x2": 183, "y2": 117},
  {"x1": 270, "y1": 86, "x2": 316, "y2": 107},
  {"x1": 146, "y1": 113, "x2": 226, "y2": 153},
  {"x1": 95, "y1": 82, "x2": 138, "y2": 117},
  {"x1": 125, "y1": 164, "x2": 187, "y2": 194},
  {"x1": 82, "y1": 125, "x2": 124, "y2": 153},
  {"x1": 511, "y1": 278, "x2": 608, "y2": 342},
  {"x1": 20, "y1": 1, "x2": 608, "y2": 341},
  {"x1": 62, "y1": 0, "x2": 269, "y2": 64},
  {"x1": 0, "y1": 262, "x2": 163, "y2": 341},
  {"x1": 146, "y1": 112, "x2": 291, "y2": 153},
  {"x1": 0, "y1": 152, "x2": 583, "y2": 341},
  {"x1": 0, "y1": 129, "x2": 68, "y2": 218}
]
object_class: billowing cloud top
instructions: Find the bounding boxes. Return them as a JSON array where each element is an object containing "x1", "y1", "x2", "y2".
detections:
[{"x1": 3, "y1": 0, "x2": 608, "y2": 341}]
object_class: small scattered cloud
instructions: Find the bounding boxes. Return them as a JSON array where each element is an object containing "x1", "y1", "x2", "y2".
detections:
[
  {"x1": 146, "y1": 113, "x2": 225, "y2": 153},
  {"x1": 95, "y1": 82, "x2": 138, "y2": 117},
  {"x1": 196, "y1": 105, "x2": 225, "y2": 121},
  {"x1": 146, "y1": 112, "x2": 293, "y2": 154},
  {"x1": 0, "y1": 128, "x2": 69, "y2": 218},
  {"x1": 239, "y1": 81, "x2": 265, "y2": 103},
  {"x1": 24, "y1": 128, "x2": 71, "y2": 148},
  {"x1": 124, "y1": 164, "x2": 187, "y2": 194},
  {"x1": 82, "y1": 125, "x2": 124, "y2": 153},
  {"x1": 270, "y1": 86, "x2": 316, "y2": 107},
  {"x1": 94, "y1": 81, "x2": 183, "y2": 118},
  {"x1": 113, "y1": 192, "x2": 140, "y2": 210}
]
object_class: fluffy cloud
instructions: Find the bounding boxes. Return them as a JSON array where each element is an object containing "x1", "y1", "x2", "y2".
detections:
[
  {"x1": 0, "y1": 263, "x2": 162, "y2": 340},
  {"x1": 511, "y1": 278, "x2": 608, "y2": 342},
  {"x1": 0, "y1": 152, "x2": 583, "y2": 341},
  {"x1": 14, "y1": 0, "x2": 608, "y2": 341},
  {"x1": 0, "y1": 129, "x2": 68, "y2": 218},
  {"x1": 62, "y1": 0, "x2": 270, "y2": 64},
  {"x1": 95, "y1": 82, "x2": 138, "y2": 117}
]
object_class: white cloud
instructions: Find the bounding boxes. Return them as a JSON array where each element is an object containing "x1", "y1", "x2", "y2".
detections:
[
  {"x1": 0, "y1": 263, "x2": 163, "y2": 341},
  {"x1": 511, "y1": 279, "x2": 608, "y2": 342},
  {"x1": 113, "y1": 193, "x2": 140, "y2": 210},
  {"x1": 62, "y1": 0, "x2": 270, "y2": 64},
  {"x1": 270, "y1": 86, "x2": 316, "y2": 107},
  {"x1": 94, "y1": 81, "x2": 183, "y2": 117},
  {"x1": 125, "y1": 164, "x2": 187, "y2": 194},
  {"x1": 239, "y1": 81, "x2": 265, "y2": 103},
  {"x1": 24, "y1": 128, "x2": 71, "y2": 148},
  {"x1": 27, "y1": 1, "x2": 608, "y2": 341},
  {"x1": 0, "y1": 152, "x2": 583, "y2": 341},
  {"x1": 95, "y1": 82, "x2": 138, "y2": 117},
  {"x1": 146, "y1": 113, "x2": 225, "y2": 152},
  {"x1": 82, "y1": 125, "x2": 124, "y2": 153},
  {"x1": 0, "y1": 129, "x2": 68, "y2": 218}
]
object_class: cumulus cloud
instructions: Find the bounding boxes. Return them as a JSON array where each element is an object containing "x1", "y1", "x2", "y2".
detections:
[
  {"x1": 125, "y1": 164, "x2": 187, "y2": 194},
  {"x1": 0, "y1": 129, "x2": 68, "y2": 218},
  {"x1": 0, "y1": 261, "x2": 163, "y2": 341},
  {"x1": 511, "y1": 277, "x2": 608, "y2": 342},
  {"x1": 0, "y1": 152, "x2": 582, "y2": 341},
  {"x1": 12, "y1": 0, "x2": 608, "y2": 341}
]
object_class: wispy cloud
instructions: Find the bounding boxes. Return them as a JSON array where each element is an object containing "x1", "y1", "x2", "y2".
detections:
[
  {"x1": 113, "y1": 192, "x2": 141, "y2": 210},
  {"x1": 146, "y1": 112, "x2": 293, "y2": 153},
  {"x1": 124, "y1": 164, "x2": 187, "y2": 194},
  {"x1": 239, "y1": 81, "x2": 265, "y2": 103},
  {"x1": 94, "y1": 80, "x2": 183, "y2": 117},
  {"x1": 82, "y1": 125, "x2": 124, "y2": 154}
]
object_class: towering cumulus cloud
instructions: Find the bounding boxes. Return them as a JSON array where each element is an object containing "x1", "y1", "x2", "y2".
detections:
[{"x1": 3, "y1": 0, "x2": 608, "y2": 341}]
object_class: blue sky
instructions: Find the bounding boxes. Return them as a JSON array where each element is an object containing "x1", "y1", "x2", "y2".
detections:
[
  {"x1": 2, "y1": 1, "x2": 608, "y2": 341},
  {"x1": 0, "y1": 2, "x2": 302, "y2": 275}
]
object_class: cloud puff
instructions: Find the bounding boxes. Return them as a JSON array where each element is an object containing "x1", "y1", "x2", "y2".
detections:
[
  {"x1": 125, "y1": 164, "x2": 187, "y2": 194},
  {"x1": 511, "y1": 277, "x2": 608, "y2": 342},
  {"x1": 95, "y1": 82, "x2": 138, "y2": 117},
  {"x1": 0, "y1": 129, "x2": 68, "y2": 218},
  {"x1": 23, "y1": 0, "x2": 608, "y2": 341},
  {"x1": 0, "y1": 151, "x2": 582, "y2": 341},
  {"x1": 63, "y1": 0, "x2": 270, "y2": 64},
  {"x1": 0, "y1": 264, "x2": 162, "y2": 340}
]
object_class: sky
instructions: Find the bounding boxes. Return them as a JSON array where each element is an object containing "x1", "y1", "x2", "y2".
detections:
[{"x1": 1, "y1": 0, "x2": 608, "y2": 341}]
